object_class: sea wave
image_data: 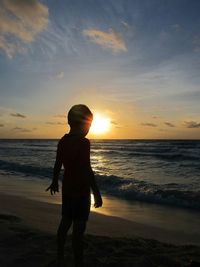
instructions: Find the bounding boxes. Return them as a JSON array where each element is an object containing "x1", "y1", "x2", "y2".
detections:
[
  {"x1": 90, "y1": 146, "x2": 200, "y2": 162},
  {"x1": 95, "y1": 174, "x2": 200, "y2": 211},
  {"x1": 0, "y1": 159, "x2": 53, "y2": 178},
  {"x1": 0, "y1": 159, "x2": 199, "y2": 211},
  {"x1": 127, "y1": 152, "x2": 200, "y2": 161}
]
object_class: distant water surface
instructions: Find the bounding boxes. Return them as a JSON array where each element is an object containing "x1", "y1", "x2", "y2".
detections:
[{"x1": 0, "y1": 139, "x2": 200, "y2": 210}]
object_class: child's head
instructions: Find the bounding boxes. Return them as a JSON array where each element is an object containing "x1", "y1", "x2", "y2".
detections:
[{"x1": 67, "y1": 104, "x2": 93, "y2": 136}]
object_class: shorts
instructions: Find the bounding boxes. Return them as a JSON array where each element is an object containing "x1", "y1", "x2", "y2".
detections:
[{"x1": 62, "y1": 195, "x2": 91, "y2": 221}]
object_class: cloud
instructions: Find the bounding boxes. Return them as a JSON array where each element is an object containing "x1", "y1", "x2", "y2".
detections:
[
  {"x1": 12, "y1": 127, "x2": 31, "y2": 132},
  {"x1": 164, "y1": 122, "x2": 175, "y2": 127},
  {"x1": 10, "y1": 112, "x2": 26, "y2": 118},
  {"x1": 0, "y1": 0, "x2": 48, "y2": 58},
  {"x1": 54, "y1": 114, "x2": 66, "y2": 118},
  {"x1": 152, "y1": 115, "x2": 161, "y2": 119},
  {"x1": 111, "y1": 120, "x2": 122, "y2": 128},
  {"x1": 111, "y1": 120, "x2": 118, "y2": 125},
  {"x1": 141, "y1": 123, "x2": 157, "y2": 127},
  {"x1": 82, "y1": 28, "x2": 127, "y2": 53},
  {"x1": 46, "y1": 122, "x2": 66, "y2": 125},
  {"x1": 0, "y1": 124, "x2": 4, "y2": 127},
  {"x1": 121, "y1": 21, "x2": 130, "y2": 30},
  {"x1": 0, "y1": 36, "x2": 26, "y2": 58},
  {"x1": 184, "y1": 121, "x2": 200, "y2": 128},
  {"x1": 55, "y1": 71, "x2": 64, "y2": 79}
]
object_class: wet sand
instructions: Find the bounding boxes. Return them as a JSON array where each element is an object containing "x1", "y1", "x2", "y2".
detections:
[
  {"x1": 0, "y1": 175, "x2": 200, "y2": 266},
  {"x1": 0, "y1": 198, "x2": 200, "y2": 267}
]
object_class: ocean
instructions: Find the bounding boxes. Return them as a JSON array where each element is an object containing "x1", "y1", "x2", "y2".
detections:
[{"x1": 0, "y1": 139, "x2": 200, "y2": 211}]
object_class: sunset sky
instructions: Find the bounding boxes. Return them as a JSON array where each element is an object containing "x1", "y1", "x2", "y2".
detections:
[{"x1": 0, "y1": 0, "x2": 200, "y2": 139}]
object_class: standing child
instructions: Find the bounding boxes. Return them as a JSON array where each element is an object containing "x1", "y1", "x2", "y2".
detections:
[{"x1": 46, "y1": 104, "x2": 103, "y2": 267}]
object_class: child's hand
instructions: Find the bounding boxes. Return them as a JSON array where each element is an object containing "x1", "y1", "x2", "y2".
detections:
[
  {"x1": 46, "y1": 181, "x2": 59, "y2": 195},
  {"x1": 94, "y1": 194, "x2": 103, "y2": 208}
]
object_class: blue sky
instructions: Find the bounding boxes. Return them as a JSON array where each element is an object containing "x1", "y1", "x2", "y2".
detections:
[{"x1": 0, "y1": 0, "x2": 200, "y2": 138}]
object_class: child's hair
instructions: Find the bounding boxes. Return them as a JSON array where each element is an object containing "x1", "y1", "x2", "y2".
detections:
[{"x1": 68, "y1": 104, "x2": 93, "y2": 126}]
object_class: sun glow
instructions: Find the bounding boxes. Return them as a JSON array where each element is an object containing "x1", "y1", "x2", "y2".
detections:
[{"x1": 90, "y1": 114, "x2": 111, "y2": 134}]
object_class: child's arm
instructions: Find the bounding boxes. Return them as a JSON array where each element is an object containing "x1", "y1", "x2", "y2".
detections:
[
  {"x1": 46, "y1": 141, "x2": 62, "y2": 195},
  {"x1": 82, "y1": 139, "x2": 103, "y2": 208},
  {"x1": 89, "y1": 168, "x2": 103, "y2": 208}
]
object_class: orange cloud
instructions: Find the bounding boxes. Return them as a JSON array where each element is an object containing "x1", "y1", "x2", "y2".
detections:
[
  {"x1": 12, "y1": 127, "x2": 32, "y2": 132},
  {"x1": 184, "y1": 121, "x2": 200, "y2": 128},
  {"x1": 46, "y1": 122, "x2": 66, "y2": 125},
  {"x1": 164, "y1": 122, "x2": 175, "y2": 127},
  {"x1": 141, "y1": 123, "x2": 157, "y2": 127},
  {"x1": 83, "y1": 28, "x2": 127, "y2": 53},
  {"x1": 54, "y1": 114, "x2": 66, "y2": 118}
]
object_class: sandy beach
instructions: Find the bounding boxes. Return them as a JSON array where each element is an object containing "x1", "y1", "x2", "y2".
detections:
[{"x1": 0, "y1": 175, "x2": 200, "y2": 266}]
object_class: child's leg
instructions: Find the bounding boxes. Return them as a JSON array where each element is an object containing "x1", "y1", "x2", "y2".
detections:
[
  {"x1": 57, "y1": 216, "x2": 72, "y2": 259},
  {"x1": 72, "y1": 220, "x2": 87, "y2": 267}
]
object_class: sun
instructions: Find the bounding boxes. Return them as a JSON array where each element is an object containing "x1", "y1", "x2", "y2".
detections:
[{"x1": 90, "y1": 114, "x2": 111, "y2": 134}]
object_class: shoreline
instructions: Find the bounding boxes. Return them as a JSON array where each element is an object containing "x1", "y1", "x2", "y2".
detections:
[
  {"x1": 0, "y1": 175, "x2": 200, "y2": 245},
  {"x1": 1, "y1": 175, "x2": 200, "y2": 266},
  {"x1": 0, "y1": 173, "x2": 200, "y2": 245}
]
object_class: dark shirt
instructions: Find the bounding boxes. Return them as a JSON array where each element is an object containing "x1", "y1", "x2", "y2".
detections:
[{"x1": 56, "y1": 134, "x2": 92, "y2": 197}]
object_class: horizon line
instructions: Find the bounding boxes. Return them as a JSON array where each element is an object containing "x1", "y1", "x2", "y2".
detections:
[{"x1": 0, "y1": 138, "x2": 200, "y2": 141}]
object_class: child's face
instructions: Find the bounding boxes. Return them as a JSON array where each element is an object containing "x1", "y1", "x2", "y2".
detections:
[
  {"x1": 71, "y1": 121, "x2": 91, "y2": 137},
  {"x1": 80, "y1": 121, "x2": 91, "y2": 137}
]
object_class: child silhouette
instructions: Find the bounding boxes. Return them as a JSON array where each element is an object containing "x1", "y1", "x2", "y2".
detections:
[{"x1": 46, "y1": 104, "x2": 103, "y2": 267}]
